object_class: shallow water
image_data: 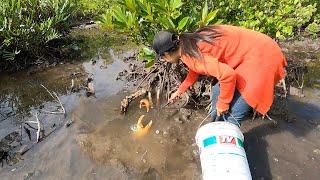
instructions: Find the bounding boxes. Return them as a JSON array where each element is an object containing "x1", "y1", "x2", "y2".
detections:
[{"x1": 73, "y1": 95, "x2": 202, "y2": 178}]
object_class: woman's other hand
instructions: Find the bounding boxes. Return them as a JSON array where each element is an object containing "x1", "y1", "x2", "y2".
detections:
[
  {"x1": 216, "y1": 107, "x2": 227, "y2": 116},
  {"x1": 168, "y1": 90, "x2": 182, "y2": 103}
]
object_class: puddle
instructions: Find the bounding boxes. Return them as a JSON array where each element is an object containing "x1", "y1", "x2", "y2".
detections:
[{"x1": 73, "y1": 95, "x2": 202, "y2": 178}]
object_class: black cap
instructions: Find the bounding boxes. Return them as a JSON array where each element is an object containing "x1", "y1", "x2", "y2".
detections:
[{"x1": 152, "y1": 30, "x2": 178, "y2": 56}]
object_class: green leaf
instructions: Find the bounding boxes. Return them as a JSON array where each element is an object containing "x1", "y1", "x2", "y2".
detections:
[
  {"x1": 170, "y1": 0, "x2": 183, "y2": 10},
  {"x1": 178, "y1": 16, "x2": 189, "y2": 30},
  {"x1": 125, "y1": 0, "x2": 137, "y2": 13},
  {"x1": 112, "y1": 6, "x2": 127, "y2": 23},
  {"x1": 142, "y1": 47, "x2": 154, "y2": 56},
  {"x1": 145, "y1": 59, "x2": 155, "y2": 68},
  {"x1": 276, "y1": 31, "x2": 281, "y2": 38},
  {"x1": 205, "y1": 10, "x2": 218, "y2": 25},
  {"x1": 171, "y1": 10, "x2": 181, "y2": 19},
  {"x1": 138, "y1": 47, "x2": 155, "y2": 68},
  {"x1": 202, "y1": 0, "x2": 208, "y2": 22},
  {"x1": 283, "y1": 26, "x2": 293, "y2": 35},
  {"x1": 158, "y1": 17, "x2": 175, "y2": 29}
]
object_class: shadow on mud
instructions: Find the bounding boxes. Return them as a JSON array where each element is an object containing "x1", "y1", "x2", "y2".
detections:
[{"x1": 245, "y1": 95, "x2": 320, "y2": 179}]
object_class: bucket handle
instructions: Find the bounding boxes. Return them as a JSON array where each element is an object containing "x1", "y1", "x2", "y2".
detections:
[
  {"x1": 214, "y1": 115, "x2": 220, "y2": 122},
  {"x1": 215, "y1": 112, "x2": 241, "y2": 127}
]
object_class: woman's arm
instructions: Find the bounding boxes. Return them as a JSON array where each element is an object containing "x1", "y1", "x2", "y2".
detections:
[
  {"x1": 178, "y1": 69, "x2": 199, "y2": 93},
  {"x1": 202, "y1": 54, "x2": 236, "y2": 111}
]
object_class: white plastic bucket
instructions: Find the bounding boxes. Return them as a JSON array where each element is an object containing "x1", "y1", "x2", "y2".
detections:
[{"x1": 195, "y1": 122, "x2": 252, "y2": 180}]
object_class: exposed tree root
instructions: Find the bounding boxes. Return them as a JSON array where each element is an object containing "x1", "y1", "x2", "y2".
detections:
[
  {"x1": 119, "y1": 54, "x2": 307, "y2": 122},
  {"x1": 121, "y1": 88, "x2": 147, "y2": 113}
]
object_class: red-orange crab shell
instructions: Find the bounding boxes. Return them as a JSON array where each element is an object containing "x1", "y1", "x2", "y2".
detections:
[{"x1": 134, "y1": 115, "x2": 153, "y2": 138}]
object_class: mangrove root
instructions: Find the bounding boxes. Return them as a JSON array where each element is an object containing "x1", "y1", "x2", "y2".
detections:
[{"x1": 121, "y1": 88, "x2": 147, "y2": 113}]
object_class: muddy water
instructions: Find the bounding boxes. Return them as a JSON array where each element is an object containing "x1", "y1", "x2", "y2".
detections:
[
  {"x1": 0, "y1": 28, "x2": 320, "y2": 180},
  {"x1": 73, "y1": 96, "x2": 202, "y2": 179}
]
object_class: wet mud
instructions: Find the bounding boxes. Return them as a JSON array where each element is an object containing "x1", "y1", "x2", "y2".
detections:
[{"x1": 0, "y1": 28, "x2": 319, "y2": 179}]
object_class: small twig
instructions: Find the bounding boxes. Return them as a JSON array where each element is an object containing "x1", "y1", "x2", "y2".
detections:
[
  {"x1": 27, "y1": 113, "x2": 41, "y2": 142},
  {"x1": 26, "y1": 121, "x2": 37, "y2": 124},
  {"x1": 23, "y1": 122, "x2": 38, "y2": 130},
  {"x1": 148, "y1": 91, "x2": 153, "y2": 108},
  {"x1": 70, "y1": 79, "x2": 75, "y2": 91},
  {"x1": 135, "y1": 67, "x2": 158, "y2": 91},
  {"x1": 140, "y1": 150, "x2": 148, "y2": 161},
  {"x1": 160, "y1": 67, "x2": 166, "y2": 92},
  {"x1": 35, "y1": 113, "x2": 41, "y2": 143},
  {"x1": 156, "y1": 87, "x2": 161, "y2": 108},
  {"x1": 281, "y1": 79, "x2": 287, "y2": 97},
  {"x1": 41, "y1": 84, "x2": 65, "y2": 115},
  {"x1": 252, "y1": 110, "x2": 257, "y2": 121},
  {"x1": 262, "y1": 113, "x2": 277, "y2": 125},
  {"x1": 41, "y1": 110, "x2": 64, "y2": 115},
  {"x1": 53, "y1": 92, "x2": 66, "y2": 115},
  {"x1": 40, "y1": 84, "x2": 57, "y2": 102}
]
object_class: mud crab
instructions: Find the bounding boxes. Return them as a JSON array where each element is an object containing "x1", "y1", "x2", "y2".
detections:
[{"x1": 133, "y1": 115, "x2": 153, "y2": 138}]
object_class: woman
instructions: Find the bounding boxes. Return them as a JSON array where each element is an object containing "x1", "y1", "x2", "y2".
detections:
[{"x1": 152, "y1": 25, "x2": 287, "y2": 125}]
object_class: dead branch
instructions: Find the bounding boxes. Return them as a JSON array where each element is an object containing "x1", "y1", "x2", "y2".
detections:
[
  {"x1": 121, "y1": 88, "x2": 147, "y2": 113},
  {"x1": 26, "y1": 113, "x2": 42, "y2": 142},
  {"x1": 40, "y1": 84, "x2": 66, "y2": 115},
  {"x1": 53, "y1": 92, "x2": 66, "y2": 115},
  {"x1": 41, "y1": 110, "x2": 65, "y2": 114},
  {"x1": 40, "y1": 84, "x2": 56, "y2": 102},
  {"x1": 135, "y1": 67, "x2": 158, "y2": 90},
  {"x1": 156, "y1": 87, "x2": 161, "y2": 108},
  {"x1": 148, "y1": 91, "x2": 153, "y2": 108}
]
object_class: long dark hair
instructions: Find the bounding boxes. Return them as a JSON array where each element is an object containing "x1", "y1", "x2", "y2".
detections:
[{"x1": 178, "y1": 25, "x2": 222, "y2": 59}]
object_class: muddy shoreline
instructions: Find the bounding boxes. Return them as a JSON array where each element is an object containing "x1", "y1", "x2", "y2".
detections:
[{"x1": 0, "y1": 28, "x2": 319, "y2": 179}]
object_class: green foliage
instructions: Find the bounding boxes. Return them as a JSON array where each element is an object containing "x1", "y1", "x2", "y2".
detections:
[
  {"x1": 99, "y1": 0, "x2": 219, "y2": 44},
  {"x1": 306, "y1": 13, "x2": 320, "y2": 35},
  {"x1": 192, "y1": 0, "x2": 318, "y2": 40},
  {"x1": 97, "y1": 0, "x2": 320, "y2": 66},
  {"x1": 79, "y1": 0, "x2": 113, "y2": 15},
  {"x1": 138, "y1": 47, "x2": 155, "y2": 68},
  {"x1": 101, "y1": 0, "x2": 319, "y2": 43},
  {"x1": 0, "y1": 0, "x2": 79, "y2": 70}
]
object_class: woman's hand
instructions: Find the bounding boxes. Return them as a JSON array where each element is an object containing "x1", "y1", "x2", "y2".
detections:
[
  {"x1": 168, "y1": 90, "x2": 182, "y2": 103},
  {"x1": 216, "y1": 107, "x2": 227, "y2": 116}
]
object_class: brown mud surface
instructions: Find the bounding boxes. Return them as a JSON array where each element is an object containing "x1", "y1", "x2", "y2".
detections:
[{"x1": 0, "y1": 29, "x2": 319, "y2": 180}]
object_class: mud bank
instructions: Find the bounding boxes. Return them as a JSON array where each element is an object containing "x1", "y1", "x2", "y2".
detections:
[{"x1": 0, "y1": 28, "x2": 320, "y2": 179}]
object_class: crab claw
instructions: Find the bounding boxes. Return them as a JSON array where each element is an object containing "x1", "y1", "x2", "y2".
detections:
[
  {"x1": 137, "y1": 115, "x2": 145, "y2": 129},
  {"x1": 139, "y1": 99, "x2": 150, "y2": 112},
  {"x1": 134, "y1": 115, "x2": 153, "y2": 138}
]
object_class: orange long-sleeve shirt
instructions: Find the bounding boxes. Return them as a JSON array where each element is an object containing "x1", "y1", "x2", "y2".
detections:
[{"x1": 178, "y1": 25, "x2": 287, "y2": 114}]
